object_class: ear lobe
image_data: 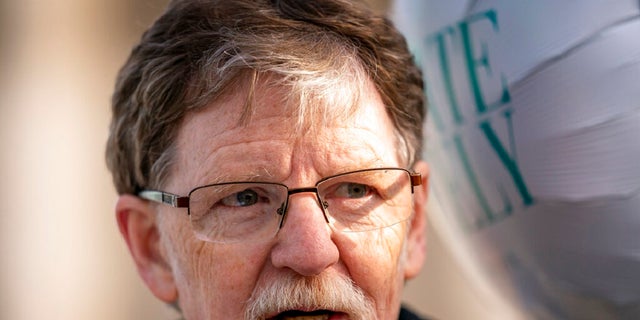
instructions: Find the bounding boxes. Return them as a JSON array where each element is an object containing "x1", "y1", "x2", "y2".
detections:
[
  {"x1": 404, "y1": 161, "x2": 429, "y2": 280},
  {"x1": 116, "y1": 194, "x2": 178, "y2": 302}
]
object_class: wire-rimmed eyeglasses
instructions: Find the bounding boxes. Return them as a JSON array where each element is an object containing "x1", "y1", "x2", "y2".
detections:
[{"x1": 138, "y1": 167, "x2": 422, "y2": 243}]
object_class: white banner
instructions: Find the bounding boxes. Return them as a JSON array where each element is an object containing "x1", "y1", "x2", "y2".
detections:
[{"x1": 393, "y1": 1, "x2": 640, "y2": 319}]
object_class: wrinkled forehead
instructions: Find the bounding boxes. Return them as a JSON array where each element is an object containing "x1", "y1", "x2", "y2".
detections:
[
  {"x1": 207, "y1": 66, "x2": 379, "y2": 134},
  {"x1": 171, "y1": 69, "x2": 400, "y2": 188}
]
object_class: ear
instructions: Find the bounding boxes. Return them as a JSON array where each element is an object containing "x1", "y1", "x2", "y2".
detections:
[
  {"x1": 403, "y1": 161, "x2": 429, "y2": 280},
  {"x1": 116, "y1": 194, "x2": 178, "y2": 302}
]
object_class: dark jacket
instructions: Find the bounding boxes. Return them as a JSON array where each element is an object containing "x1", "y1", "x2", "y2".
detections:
[{"x1": 399, "y1": 306, "x2": 428, "y2": 320}]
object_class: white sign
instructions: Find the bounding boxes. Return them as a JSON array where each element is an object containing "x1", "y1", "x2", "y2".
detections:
[{"x1": 394, "y1": 1, "x2": 640, "y2": 318}]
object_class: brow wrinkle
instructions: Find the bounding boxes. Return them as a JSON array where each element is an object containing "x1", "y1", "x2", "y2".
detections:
[{"x1": 203, "y1": 167, "x2": 277, "y2": 185}]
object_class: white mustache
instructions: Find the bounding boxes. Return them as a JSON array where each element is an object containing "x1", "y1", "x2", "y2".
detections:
[{"x1": 244, "y1": 272, "x2": 376, "y2": 320}]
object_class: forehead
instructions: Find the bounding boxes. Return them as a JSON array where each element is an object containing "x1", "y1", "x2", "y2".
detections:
[{"x1": 169, "y1": 77, "x2": 400, "y2": 189}]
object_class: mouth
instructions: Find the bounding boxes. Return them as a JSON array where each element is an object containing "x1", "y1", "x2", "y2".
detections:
[{"x1": 269, "y1": 309, "x2": 347, "y2": 320}]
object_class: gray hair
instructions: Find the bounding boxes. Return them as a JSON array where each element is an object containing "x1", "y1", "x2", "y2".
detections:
[{"x1": 106, "y1": 0, "x2": 425, "y2": 194}]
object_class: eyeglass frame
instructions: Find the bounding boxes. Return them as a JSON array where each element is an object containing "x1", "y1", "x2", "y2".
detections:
[{"x1": 138, "y1": 167, "x2": 422, "y2": 239}]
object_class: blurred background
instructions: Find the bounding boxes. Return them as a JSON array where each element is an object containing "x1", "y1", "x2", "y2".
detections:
[{"x1": 0, "y1": 0, "x2": 520, "y2": 319}]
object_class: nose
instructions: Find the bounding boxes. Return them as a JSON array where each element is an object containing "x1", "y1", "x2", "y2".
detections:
[{"x1": 270, "y1": 193, "x2": 339, "y2": 276}]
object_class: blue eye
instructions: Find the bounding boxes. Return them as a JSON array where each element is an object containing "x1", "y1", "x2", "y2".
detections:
[
  {"x1": 221, "y1": 189, "x2": 259, "y2": 207},
  {"x1": 335, "y1": 183, "x2": 371, "y2": 199}
]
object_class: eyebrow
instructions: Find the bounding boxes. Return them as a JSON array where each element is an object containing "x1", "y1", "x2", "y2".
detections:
[
  {"x1": 329, "y1": 159, "x2": 389, "y2": 175},
  {"x1": 203, "y1": 167, "x2": 278, "y2": 184},
  {"x1": 200, "y1": 159, "x2": 395, "y2": 187}
]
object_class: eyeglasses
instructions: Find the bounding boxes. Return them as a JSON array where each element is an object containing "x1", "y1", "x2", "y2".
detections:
[{"x1": 138, "y1": 167, "x2": 422, "y2": 243}]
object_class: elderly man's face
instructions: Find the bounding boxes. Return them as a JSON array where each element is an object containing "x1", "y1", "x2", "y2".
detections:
[{"x1": 117, "y1": 79, "x2": 428, "y2": 319}]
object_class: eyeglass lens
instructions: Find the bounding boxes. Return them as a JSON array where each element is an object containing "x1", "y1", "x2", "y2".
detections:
[{"x1": 187, "y1": 168, "x2": 414, "y2": 243}]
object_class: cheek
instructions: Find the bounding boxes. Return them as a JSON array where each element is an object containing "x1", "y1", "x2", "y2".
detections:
[
  {"x1": 338, "y1": 225, "x2": 408, "y2": 304},
  {"x1": 160, "y1": 216, "x2": 271, "y2": 317}
]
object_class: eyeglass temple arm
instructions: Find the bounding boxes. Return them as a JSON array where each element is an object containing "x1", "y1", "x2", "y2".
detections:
[
  {"x1": 409, "y1": 172, "x2": 422, "y2": 193},
  {"x1": 138, "y1": 190, "x2": 189, "y2": 208}
]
